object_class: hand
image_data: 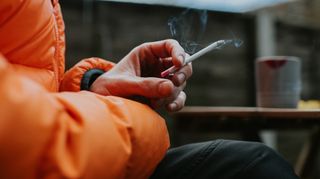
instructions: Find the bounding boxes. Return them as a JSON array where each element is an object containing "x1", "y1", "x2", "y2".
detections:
[{"x1": 90, "y1": 39, "x2": 192, "y2": 112}]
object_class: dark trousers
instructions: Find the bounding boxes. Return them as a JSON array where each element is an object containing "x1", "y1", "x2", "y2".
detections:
[{"x1": 151, "y1": 140, "x2": 299, "y2": 179}]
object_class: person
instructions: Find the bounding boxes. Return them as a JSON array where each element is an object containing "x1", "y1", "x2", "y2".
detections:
[{"x1": 0, "y1": 0, "x2": 299, "y2": 178}]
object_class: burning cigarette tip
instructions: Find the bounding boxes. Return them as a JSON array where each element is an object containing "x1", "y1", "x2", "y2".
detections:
[
  {"x1": 161, "y1": 66, "x2": 178, "y2": 77},
  {"x1": 161, "y1": 71, "x2": 170, "y2": 78}
]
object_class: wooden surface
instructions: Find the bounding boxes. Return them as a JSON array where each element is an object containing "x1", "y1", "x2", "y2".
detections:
[
  {"x1": 172, "y1": 106, "x2": 320, "y2": 130},
  {"x1": 175, "y1": 106, "x2": 320, "y2": 119}
]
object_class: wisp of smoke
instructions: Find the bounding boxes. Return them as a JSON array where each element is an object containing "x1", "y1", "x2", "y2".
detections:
[
  {"x1": 168, "y1": 9, "x2": 207, "y2": 54},
  {"x1": 168, "y1": 9, "x2": 244, "y2": 55}
]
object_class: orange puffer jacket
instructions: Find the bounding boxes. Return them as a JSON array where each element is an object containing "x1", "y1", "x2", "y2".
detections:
[{"x1": 0, "y1": 0, "x2": 169, "y2": 178}]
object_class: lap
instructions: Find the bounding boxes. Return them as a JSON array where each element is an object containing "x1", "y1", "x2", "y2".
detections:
[{"x1": 151, "y1": 140, "x2": 299, "y2": 179}]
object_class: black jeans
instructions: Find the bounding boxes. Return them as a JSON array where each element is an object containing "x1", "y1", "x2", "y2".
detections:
[{"x1": 151, "y1": 140, "x2": 299, "y2": 179}]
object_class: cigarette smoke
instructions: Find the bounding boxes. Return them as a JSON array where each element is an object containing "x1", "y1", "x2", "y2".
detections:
[
  {"x1": 168, "y1": 9, "x2": 207, "y2": 54},
  {"x1": 168, "y1": 9, "x2": 243, "y2": 54}
]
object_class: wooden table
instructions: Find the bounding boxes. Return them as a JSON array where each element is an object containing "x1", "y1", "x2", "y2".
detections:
[{"x1": 172, "y1": 106, "x2": 320, "y2": 177}]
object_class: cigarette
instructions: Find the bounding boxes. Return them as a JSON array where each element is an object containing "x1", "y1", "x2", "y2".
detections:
[{"x1": 161, "y1": 40, "x2": 229, "y2": 77}]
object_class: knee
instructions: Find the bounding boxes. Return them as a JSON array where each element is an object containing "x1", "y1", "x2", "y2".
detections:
[
  {"x1": 231, "y1": 140, "x2": 275, "y2": 157},
  {"x1": 218, "y1": 140, "x2": 285, "y2": 165},
  {"x1": 233, "y1": 140, "x2": 284, "y2": 164},
  {"x1": 216, "y1": 140, "x2": 298, "y2": 179},
  {"x1": 217, "y1": 140, "x2": 274, "y2": 157}
]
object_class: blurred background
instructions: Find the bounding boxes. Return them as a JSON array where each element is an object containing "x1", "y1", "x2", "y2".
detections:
[{"x1": 60, "y1": 0, "x2": 320, "y2": 178}]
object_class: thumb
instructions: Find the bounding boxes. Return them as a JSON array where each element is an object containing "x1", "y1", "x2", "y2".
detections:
[
  {"x1": 92, "y1": 75, "x2": 174, "y2": 98},
  {"x1": 133, "y1": 77, "x2": 174, "y2": 98}
]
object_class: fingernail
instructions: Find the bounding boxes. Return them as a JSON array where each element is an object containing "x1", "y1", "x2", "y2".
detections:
[
  {"x1": 169, "y1": 103, "x2": 177, "y2": 111},
  {"x1": 177, "y1": 73, "x2": 186, "y2": 83},
  {"x1": 178, "y1": 55, "x2": 185, "y2": 64},
  {"x1": 158, "y1": 81, "x2": 172, "y2": 96}
]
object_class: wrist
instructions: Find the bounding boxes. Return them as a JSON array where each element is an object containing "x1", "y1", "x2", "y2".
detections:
[{"x1": 80, "y1": 69, "x2": 105, "y2": 90}]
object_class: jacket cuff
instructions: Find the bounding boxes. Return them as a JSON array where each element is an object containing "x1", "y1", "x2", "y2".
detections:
[
  {"x1": 80, "y1": 69, "x2": 105, "y2": 90},
  {"x1": 60, "y1": 57, "x2": 114, "y2": 92}
]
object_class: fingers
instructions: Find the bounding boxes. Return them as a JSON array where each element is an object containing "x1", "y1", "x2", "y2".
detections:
[
  {"x1": 161, "y1": 53, "x2": 190, "y2": 69},
  {"x1": 134, "y1": 77, "x2": 175, "y2": 98},
  {"x1": 91, "y1": 39, "x2": 190, "y2": 112},
  {"x1": 161, "y1": 57, "x2": 174, "y2": 69},
  {"x1": 151, "y1": 82, "x2": 186, "y2": 111},
  {"x1": 167, "y1": 91, "x2": 186, "y2": 112},
  {"x1": 121, "y1": 76, "x2": 175, "y2": 98},
  {"x1": 152, "y1": 91, "x2": 187, "y2": 112},
  {"x1": 139, "y1": 39, "x2": 186, "y2": 67},
  {"x1": 92, "y1": 72, "x2": 187, "y2": 112},
  {"x1": 90, "y1": 73, "x2": 175, "y2": 98},
  {"x1": 171, "y1": 63, "x2": 193, "y2": 86}
]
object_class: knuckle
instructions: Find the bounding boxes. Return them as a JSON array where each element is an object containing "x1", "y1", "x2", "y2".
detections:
[
  {"x1": 139, "y1": 42, "x2": 149, "y2": 49},
  {"x1": 167, "y1": 39, "x2": 179, "y2": 45},
  {"x1": 167, "y1": 39, "x2": 183, "y2": 52},
  {"x1": 176, "y1": 104, "x2": 183, "y2": 111},
  {"x1": 180, "y1": 91, "x2": 187, "y2": 100}
]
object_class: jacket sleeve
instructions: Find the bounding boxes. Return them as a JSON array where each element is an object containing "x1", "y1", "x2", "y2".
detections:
[
  {"x1": 60, "y1": 57, "x2": 115, "y2": 92},
  {"x1": 0, "y1": 55, "x2": 170, "y2": 179}
]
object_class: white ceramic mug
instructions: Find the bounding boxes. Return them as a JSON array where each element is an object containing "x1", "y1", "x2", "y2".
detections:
[{"x1": 255, "y1": 56, "x2": 301, "y2": 108}]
